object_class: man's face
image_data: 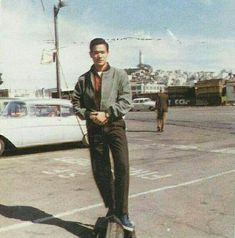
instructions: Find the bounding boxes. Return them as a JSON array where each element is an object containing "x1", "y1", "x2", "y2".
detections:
[{"x1": 90, "y1": 44, "x2": 109, "y2": 69}]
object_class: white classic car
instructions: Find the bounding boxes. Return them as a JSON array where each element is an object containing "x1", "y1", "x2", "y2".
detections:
[
  {"x1": 0, "y1": 98, "x2": 88, "y2": 156},
  {"x1": 132, "y1": 97, "x2": 156, "y2": 111}
]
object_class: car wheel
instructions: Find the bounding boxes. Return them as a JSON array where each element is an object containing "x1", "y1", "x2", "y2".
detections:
[
  {"x1": 0, "y1": 138, "x2": 5, "y2": 156},
  {"x1": 82, "y1": 133, "x2": 89, "y2": 147},
  {"x1": 149, "y1": 106, "x2": 155, "y2": 111}
]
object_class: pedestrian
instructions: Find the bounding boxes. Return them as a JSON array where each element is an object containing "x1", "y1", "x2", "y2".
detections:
[
  {"x1": 71, "y1": 38, "x2": 134, "y2": 231},
  {"x1": 155, "y1": 90, "x2": 169, "y2": 132}
]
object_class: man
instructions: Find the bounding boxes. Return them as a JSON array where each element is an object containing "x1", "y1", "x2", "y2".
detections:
[
  {"x1": 155, "y1": 90, "x2": 169, "y2": 132},
  {"x1": 71, "y1": 38, "x2": 134, "y2": 231}
]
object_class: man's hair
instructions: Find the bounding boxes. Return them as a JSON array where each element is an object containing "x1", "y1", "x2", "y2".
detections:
[{"x1": 89, "y1": 38, "x2": 109, "y2": 52}]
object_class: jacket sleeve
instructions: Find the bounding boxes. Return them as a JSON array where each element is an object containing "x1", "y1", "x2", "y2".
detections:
[
  {"x1": 71, "y1": 78, "x2": 90, "y2": 120},
  {"x1": 107, "y1": 70, "x2": 133, "y2": 118}
]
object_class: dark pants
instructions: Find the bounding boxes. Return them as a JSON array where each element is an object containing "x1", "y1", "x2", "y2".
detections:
[
  {"x1": 157, "y1": 110, "x2": 168, "y2": 131},
  {"x1": 87, "y1": 119, "x2": 129, "y2": 216}
]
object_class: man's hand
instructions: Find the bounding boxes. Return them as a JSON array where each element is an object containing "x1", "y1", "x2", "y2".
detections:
[{"x1": 90, "y1": 111, "x2": 108, "y2": 125}]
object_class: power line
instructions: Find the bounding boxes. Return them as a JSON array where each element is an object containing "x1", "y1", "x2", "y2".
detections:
[
  {"x1": 40, "y1": 0, "x2": 45, "y2": 12},
  {"x1": 38, "y1": 0, "x2": 54, "y2": 45}
]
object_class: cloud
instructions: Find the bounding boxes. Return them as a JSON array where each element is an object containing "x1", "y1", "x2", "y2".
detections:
[
  {"x1": 0, "y1": 1, "x2": 235, "y2": 90},
  {"x1": 0, "y1": 2, "x2": 55, "y2": 89},
  {"x1": 198, "y1": 0, "x2": 213, "y2": 5}
]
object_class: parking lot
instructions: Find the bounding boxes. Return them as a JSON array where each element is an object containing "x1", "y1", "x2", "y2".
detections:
[{"x1": 0, "y1": 107, "x2": 234, "y2": 238}]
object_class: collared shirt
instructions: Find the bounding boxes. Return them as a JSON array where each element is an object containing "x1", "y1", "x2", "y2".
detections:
[
  {"x1": 93, "y1": 72, "x2": 102, "y2": 92},
  {"x1": 91, "y1": 64, "x2": 110, "y2": 110}
]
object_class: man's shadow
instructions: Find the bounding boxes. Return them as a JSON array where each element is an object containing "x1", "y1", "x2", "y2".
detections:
[{"x1": 0, "y1": 204, "x2": 95, "y2": 238}]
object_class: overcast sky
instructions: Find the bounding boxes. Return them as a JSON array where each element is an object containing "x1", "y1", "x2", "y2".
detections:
[{"x1": 0, "y1": 0, "x2": 235, "y2": 89}]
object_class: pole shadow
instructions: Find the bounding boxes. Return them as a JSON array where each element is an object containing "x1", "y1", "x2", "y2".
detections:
[{"x1": 0, "y1": 204, "x2": 95, "y2": 238}]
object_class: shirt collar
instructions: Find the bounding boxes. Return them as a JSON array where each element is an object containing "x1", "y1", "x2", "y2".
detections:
[{"x1": 91, "y1": 63, "x2": 110, "y2": 75}]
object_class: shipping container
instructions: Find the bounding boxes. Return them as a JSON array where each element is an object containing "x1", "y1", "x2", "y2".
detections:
[
  {"x1": 195, "y1": 79, "x2": 226, "y2": 106},
  {"x1": 167, "y1": 86, "x2": 196, "y2": 106}
]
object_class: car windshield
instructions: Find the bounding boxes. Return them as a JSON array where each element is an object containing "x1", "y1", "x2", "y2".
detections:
[
  {"x1": 2, "y1": 101, "x2": 27, "y2": 117},
  {"x1": 0, "y1": 101, "x2": 11, "y2": 113}
]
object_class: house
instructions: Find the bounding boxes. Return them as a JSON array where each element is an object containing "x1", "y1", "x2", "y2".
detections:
[{"x1": 226, "y1": 80, "x2": 235, "y2": 104}]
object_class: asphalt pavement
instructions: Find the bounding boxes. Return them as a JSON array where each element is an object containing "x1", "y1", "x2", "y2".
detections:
[{"x1": 0, "y1": 106, "x2": 234, "y2": 238}]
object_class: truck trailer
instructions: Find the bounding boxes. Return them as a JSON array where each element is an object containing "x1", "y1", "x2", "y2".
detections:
[{"x1": 195, "y1": 79, "x2": 226, "y2": 106}]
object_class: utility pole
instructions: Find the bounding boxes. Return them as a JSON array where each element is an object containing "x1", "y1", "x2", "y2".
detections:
[
  {"x1": 0, "y1": 73, "x2": 3, "y2": 85},
  {"x1": 53, "y1": 0, "x2": 66, "y2": 98}
]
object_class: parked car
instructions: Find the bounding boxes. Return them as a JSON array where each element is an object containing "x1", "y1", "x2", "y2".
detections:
[
  {"x1": 0, "y1": 98, "x2": 88, "y2": 156},
  {"x1": 132, "y1": 97, "x2": 155, "y2": 111}
]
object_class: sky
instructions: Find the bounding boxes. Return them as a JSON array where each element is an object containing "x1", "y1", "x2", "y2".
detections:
[{"x1": 0, "y1": 0, "x2": 235, "y2": 90}]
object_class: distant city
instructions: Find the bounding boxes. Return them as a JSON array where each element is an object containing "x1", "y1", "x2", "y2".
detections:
[{"x1": 126, "y1": 51, "x2": 234, "y2": 95}]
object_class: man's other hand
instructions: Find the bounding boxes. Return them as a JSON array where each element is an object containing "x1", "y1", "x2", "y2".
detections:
[{"x1": 90, "y1": 111, "x2": 108, "y2": 125}]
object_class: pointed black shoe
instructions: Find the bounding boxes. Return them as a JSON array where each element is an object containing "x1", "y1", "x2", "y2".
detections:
[{"x1": 118, "y1": 214, "x2": 134, "y2": 232}]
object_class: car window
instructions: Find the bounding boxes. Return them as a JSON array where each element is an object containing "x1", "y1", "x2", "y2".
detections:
[
  {"x1": 2, "y1": 101, "x2": 27, "y2": 117},
  {"x1": 61, "y1": 105, "x2": 74, "y2": 117},
  {"x1": 134, "y1": 98, "x2": 153, "y2": 103},
  {"x1": 30, "y1": 104, "x2": 60, "y2": 117}
]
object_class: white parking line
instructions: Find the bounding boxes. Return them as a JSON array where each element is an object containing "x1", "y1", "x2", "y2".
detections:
[
  {"x1": 130, "y1": 168, "x2": 172, "y2": 180},
  {"x1": 0, "y1": 169, "x2": 234, "y2": 233},
  {"x1": 211, "y1": 148, "x2": 235, "y2": 154},
  {"x1": 172, "y1": 145, "x2": 199, "y2": 150},
  {"x1": 132, "y1": 141, "x2": 235, "y2": 155},
  {"x1": 131, "y1": 138, "x2": 153, "y2": 142},
  {"x1": 129, "y1": 169, "x2": 235, "y2": 198}
]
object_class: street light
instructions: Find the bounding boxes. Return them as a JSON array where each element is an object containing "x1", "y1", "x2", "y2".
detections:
[{"x1": 53, "y1": 0, "x2": 66, "y2": 98}]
